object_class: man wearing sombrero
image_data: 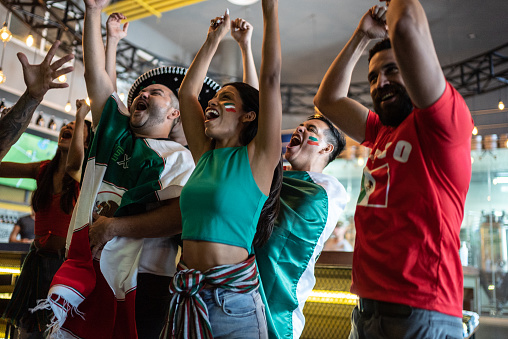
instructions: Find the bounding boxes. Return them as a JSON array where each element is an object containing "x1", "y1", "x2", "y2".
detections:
[{"x1": 33, "y1": 1, "x2": 219, "y2": 338}]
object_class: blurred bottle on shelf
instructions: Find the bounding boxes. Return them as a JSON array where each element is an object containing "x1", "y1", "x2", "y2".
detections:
[
  {"x1": 48, "y1": 115, "x2": 57, "y2": 131},
  {"x1": 36, "y1": 112, "x2": 45, "y2": 127}
]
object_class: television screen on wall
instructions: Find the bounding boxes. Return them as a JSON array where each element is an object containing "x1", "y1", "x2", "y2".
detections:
[{"x1": 0, "y1": 133, "x2": 58, "y2": 191}]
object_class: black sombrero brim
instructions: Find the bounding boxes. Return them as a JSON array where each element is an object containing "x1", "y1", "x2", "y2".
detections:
[{"x1": 127, "y1": 66, "x2": 221, "y2": 110}]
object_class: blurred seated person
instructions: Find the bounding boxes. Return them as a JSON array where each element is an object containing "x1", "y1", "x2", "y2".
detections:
[
  {"x1": 9, "y1": 209, "x2": 35, "y2": 244},
  {"x1": 323, "y1": 222, "x2": 353, "y2": 252}
]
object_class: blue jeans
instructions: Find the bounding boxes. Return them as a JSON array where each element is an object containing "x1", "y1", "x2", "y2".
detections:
[
  {"x1": 349, "y1": 305, "x2": 463, "y2": 339},
  {"x1": 200, "y1": 287, "x2": 268, "y2": 339}
]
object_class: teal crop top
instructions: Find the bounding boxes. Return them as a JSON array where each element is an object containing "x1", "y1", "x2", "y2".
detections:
[{"x1": 180, "y1": 146, "x2": 268, "y2": 253}]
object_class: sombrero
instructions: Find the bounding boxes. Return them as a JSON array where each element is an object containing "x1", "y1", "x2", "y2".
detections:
[{"x1": 127, "y1": 66, "x2": 221, "y2": 110}]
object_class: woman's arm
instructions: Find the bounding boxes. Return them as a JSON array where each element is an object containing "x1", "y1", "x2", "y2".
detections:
[
  {"x1": 0, "y1": 161, "x2": 41, "y2": 179},
  {"x1": 66, "y1": 99, "x2": 90, "y2": 182},
  {"x1": 249, "y1": 0, "x2": 282, "y2": 194},
  {"x1": 178, "y1": 10, "x2": 231, "y2": 163},
  {"x1": 231, "y1": 18, "x2": 259, "y2": 90},
  {"x1": 9, "y1": 225, "x2": 21, "y2": 243},
  {"x1": 105, "y1": 12, "x2": 129, "y2": 92}
]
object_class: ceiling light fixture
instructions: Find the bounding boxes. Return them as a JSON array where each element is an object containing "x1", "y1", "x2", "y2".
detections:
[
  {"x1": 0, "y1": 11, "x2": 11, "y2": 43},
  {"x1": 0, "y1": 23, "x2": 11, "y2": 43},
  {"x1": 227, "y1": 0, "x2": 259, "y2": 6},
  {"x1": 0, "y1": 40, "x2": 7, "y2": 84},
  {"x1": 26, "y1": 33, "x2": 34, "y2": 47},
  {"x1": 65, "y1": 59, "x2": 75, "y2": 113}
]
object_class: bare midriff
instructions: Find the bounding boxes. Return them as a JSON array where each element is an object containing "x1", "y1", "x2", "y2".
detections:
[{"x1": 182, "y1": 240, "x2": 249, "y2": 272}]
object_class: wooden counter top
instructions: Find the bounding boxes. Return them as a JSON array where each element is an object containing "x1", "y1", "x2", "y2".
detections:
[{"x1": 317, "y1": 251, "x2": 353, "y2": 267}]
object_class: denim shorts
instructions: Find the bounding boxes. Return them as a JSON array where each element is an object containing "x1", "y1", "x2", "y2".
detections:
[
  {"x1": 349, "y1": 305, "x2": 463, "y2": 339},
  {"x1": 199, "y1": 287, "x2": 268, "y2": 339}
]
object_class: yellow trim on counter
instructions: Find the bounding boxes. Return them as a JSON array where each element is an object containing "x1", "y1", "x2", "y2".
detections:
[
  {"x1": 0, "y1": 293, "x2": 11, "y2": 299},
  {"x1": 0, "y1": 202, "x2": 30, "y2": 213},
  {"x1": 307, "y1": 290, "x2": 359, "y2": 305},
  {"x1": 0, "y1": 267, "x2": 21, "y2": 274}
]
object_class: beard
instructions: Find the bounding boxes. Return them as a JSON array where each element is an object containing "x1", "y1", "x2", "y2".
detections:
[
  {"x1": 129, "y1": 108, "x2": 166, "y2": 130},
  {"x1": 371, "y1": 83, "x2": 413, "y2": 127}
]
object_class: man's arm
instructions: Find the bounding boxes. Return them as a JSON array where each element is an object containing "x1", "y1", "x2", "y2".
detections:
[
  {"x1": 105, "y1": 12, "x2": 128, "y2": 92},
  {"x1": 83, "y1": 0, "x2": 116, "y2": 127},
  {"x1": 314, "y1": 6, "x2": 387, "y2": 143},
  {"x1": 384, "y1": 0, "x2": 446, "y2": 109},
  {"x1": 89, "y1": 198, "x2": 182, "y2": 257},
  {"x1": 0, "y1": 41, "x2": 73, "y2": 161},
  {"x1": 231, "y1": 18, "x2": 259, "y2": 90},
  {"x1": 66, "y1": 99, "x2": 90, "y2": 182}
]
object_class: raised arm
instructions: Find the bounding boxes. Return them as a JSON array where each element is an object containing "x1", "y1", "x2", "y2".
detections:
[
  {"x1": 0, "y1": 41, "x2": 73, "y2": 161},
  {"x1": 231, "y1": 18, "x2": 259, "y2": 90},
  {"x1": 0, "y1": 161, "x2": 41, "y2": 179},
  {"x1": 178, "y1": 10, "x2": 230, "y2": 163},
  {"x1": 249, "y1": 0, "x2": 282, "y2": 191},
  {"x1": 66, "y1": 99, "x2": 90, "y2": 182},
  {"x1": 83, "y1": 0, "x2": 116, "y2": 127},
  {"x1": 314, "y1": 6, "x2": 388, "y2": 143},
  {"x1": 105, "y1": 12, "x2": 128, "y2": 91},
  {"x1": 384, "y1": 0, "x2": 445, "y2": 108}
]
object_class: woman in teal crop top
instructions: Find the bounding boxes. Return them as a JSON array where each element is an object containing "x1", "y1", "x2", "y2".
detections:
[{"x1": 162, "y1": 1, "x2": 283, "y2": 338}]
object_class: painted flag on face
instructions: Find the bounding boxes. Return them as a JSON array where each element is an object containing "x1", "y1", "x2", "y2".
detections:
[
  {"x1": 224, "y1": 103, "x2": 236, "y2": 113},
  {"x1": 307, "y1": 136, "x2": 319, "y2": 146}
]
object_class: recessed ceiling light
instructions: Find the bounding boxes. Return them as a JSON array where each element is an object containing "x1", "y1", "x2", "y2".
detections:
[{"x1": 468, "y1": 33, "x2": 476, "y2": 39}]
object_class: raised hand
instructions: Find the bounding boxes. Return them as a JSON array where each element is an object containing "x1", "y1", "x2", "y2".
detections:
[
  {"x1": 106, "y1": 12, "x2": 129, "y2": 42},
  {"x1": 357, "y1": 5, "x2": 388, "y2": 40},
  {"x1": 231, "y1": 18, "x2": 253, "y2": 46},
  {"x1": 75, "y1": 99, "x2": 90, "y2": 121},
  {"x1": 208, "y1": 9, "x2": 231, "y2": 42},
  {"x1": 17, "y1": 40, "x2": 74, "y2": 102}
]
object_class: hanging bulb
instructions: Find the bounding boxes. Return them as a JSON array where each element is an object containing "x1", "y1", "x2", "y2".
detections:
[
  {"x1": 0, "y1": 69, "x2": 6, "y2": 84},
  {"x1": 26, "y1": 34, "x2": 34, "y2": 47},
  {"x1": 0, "y1": 23, "x2": 11, "y2": 43},
  {"x1": 85, "y1": 97, "x2": 91, "y2": 106},
  {"x1": 498, "y1": 100, "x2": 505, "y2": 110},
  {"x1": 64, "y1": 101, "x2": 72, "y2": 113},
  {"x1": 58, "y1": 74, "x2": 67, "y2": 83}
]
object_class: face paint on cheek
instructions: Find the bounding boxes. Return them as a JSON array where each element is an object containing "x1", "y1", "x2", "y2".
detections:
[
  {"x1": 307, "y1": 136, "x2": 320, "y2": 146},
  {"x1": 224, "y1": 103, "x2": 237, "y2": 113}
]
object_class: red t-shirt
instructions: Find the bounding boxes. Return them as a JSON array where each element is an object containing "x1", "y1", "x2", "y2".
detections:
[
  {"x1": 34, "y1": 160, "x2": 78, "y2": 244},
  {"x1": 351, "y1": 82, "x2": 473, "y2": 317}
]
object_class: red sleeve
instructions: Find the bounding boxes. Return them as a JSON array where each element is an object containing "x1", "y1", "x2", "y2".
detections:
[
  {"x1": 414, "y1": 82, "x2": 473, "y2": 146},
  {"x1": 362, "y1": 110, "x2": 381, "y2": 149}
]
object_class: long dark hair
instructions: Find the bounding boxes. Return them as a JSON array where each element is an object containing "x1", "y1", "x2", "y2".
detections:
[
  {"x1": 31, "y1": 149, "x2": 78, "y2": 215},
  {"x1": 223, "y1": 82, "x2": 283, "y2": 248}
]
